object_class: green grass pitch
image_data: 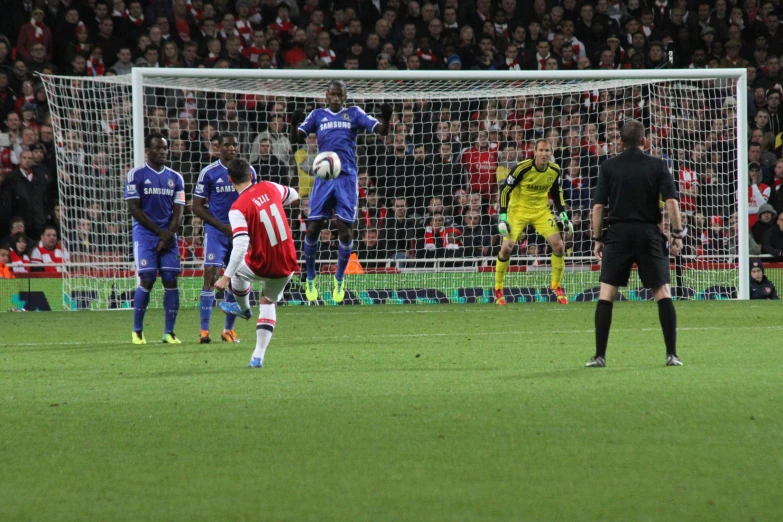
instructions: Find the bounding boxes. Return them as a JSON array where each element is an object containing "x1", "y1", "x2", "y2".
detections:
[{"x1": 1, "y1": 302, "x2": 781, "y2": 521}]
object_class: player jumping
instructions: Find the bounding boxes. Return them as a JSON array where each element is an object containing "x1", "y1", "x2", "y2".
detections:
[
  {"x1": 215, "y1": 159, "x2": 299, "y2": 368},
  {"x1": 125, "y1": 132, "x2": 185, "y2": 344},
  {"x1": 494, "y1": 139, "x2": 573, "y2": 305},
  {"x1": 290, "y1": 80, "x2": 391, "y2": 303},
  {"x1": 192, "y1": 133, "x2": 257, "y2": 344}
]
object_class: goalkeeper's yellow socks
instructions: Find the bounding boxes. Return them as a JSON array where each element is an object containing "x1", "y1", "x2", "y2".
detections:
[
  {"x1": 495, "y1": 256, "x2": 510, "y2": 291},
  {"x1": 551, "y1": 253, "x2": 565, "y2": 289}
]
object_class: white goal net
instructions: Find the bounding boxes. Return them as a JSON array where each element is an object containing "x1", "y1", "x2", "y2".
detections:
[{"x1": 40, "y1": 70, "x2": 747, "y2": 309}]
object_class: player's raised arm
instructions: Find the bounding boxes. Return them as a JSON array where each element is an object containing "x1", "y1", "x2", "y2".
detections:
[
  {"x1": 269, "y1": 182, "x2": 300, "y2": 206},
  {"x1": 355, "y1": 104, "x2": 393, "y2": 137},
  {"x1": 376, "y1": 103, "x2": 393, "y2": 136},
  {"x1": 290, "y1": 107, "x2": 309, "y2": 145}
]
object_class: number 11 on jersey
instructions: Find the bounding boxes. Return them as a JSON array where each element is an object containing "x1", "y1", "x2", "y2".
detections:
[{"x1": 259, "y1": 206, "x2": 288, "y2": 246}]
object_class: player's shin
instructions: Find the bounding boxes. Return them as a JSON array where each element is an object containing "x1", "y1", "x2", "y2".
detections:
[
  {"x1": 231, "y1": 278, "x2": 251, "y2": 312},
  {"x1": 657, "y1": 297, "x2": 677, "y2": 356},
  {"x1": 223, "y1": 288, "x2": 238, "y2": 330},
  {"x1": 133, "y1": 285, "x2": 152, "y2": 332},
  {"x1": 199, "y1": 290, "x2": 215, "y2": 330},
  {"x1": 495, "y1": 256, "x2": 510, "y2": 290},
  {"x1": 253, "y1": 304, "x2": 276, "y2": 363},
  {"x1": 551, "y1": 253, "x2": 565, "y2": 289},
  {"x1": 595, "y1": 300, "x2": 613, "y2": 358},
  {"x1": 162, "y1": 274, "x2": 180, "y2": 334},
  {"x1": 163, "y1": 288, "x2": 180, "y2": 333},
  {"x1": 304, "y1": 236, "x2": 319, "y2": 281},
  {"x1": 335, "y1": 240, "x2": 353, "y2": 282}
]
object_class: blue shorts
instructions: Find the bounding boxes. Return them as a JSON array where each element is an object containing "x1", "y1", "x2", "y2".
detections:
[
  {"x1": 308, "y1": 175, "x2": 358, "y2": 224},
  {"x1": 204, "y1": 224, "x2": 230, "y2": 267},
  {"x1": 133, "y1": 235, "x2": 181, "y2": 274}
]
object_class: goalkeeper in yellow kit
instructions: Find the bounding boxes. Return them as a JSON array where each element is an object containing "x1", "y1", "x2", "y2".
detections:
[{"x1": 494, "y1": 139, "x2": 572, "y2": 305}]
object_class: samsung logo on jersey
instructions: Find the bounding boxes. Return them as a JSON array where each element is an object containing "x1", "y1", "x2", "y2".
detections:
[
  {"x1": 215, "y1": 186, "x2": 235, "y2": 193},
  {"x1": 320, "y1": 121, "x2": 351, "y2": 131},
  {"x1": 528, "y1": 184, "x2": 551, "y2": 191},
  {"x1": 144, "y1": 188, "x2": 175, "y2": 196}
]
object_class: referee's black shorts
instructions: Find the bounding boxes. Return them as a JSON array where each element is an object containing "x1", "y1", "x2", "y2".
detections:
[{"x1": 600, "y1": 222, "x2": 671, "y2": 288}]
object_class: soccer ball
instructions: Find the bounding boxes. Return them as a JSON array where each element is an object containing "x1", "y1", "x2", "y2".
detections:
[{"x1": 313, "y1": 151, "x2": 342, "y2": 180}]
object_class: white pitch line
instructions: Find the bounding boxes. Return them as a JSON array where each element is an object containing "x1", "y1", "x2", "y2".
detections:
[
  {"x1": 289, "y1": 307, "x2": 569, "y2": 315},
  {"x1": 77, "y1": 306, "x2": 562, "y2": 316},
  {"x1": 2, "y1": 325, "x2": 780, "y2": 348}
]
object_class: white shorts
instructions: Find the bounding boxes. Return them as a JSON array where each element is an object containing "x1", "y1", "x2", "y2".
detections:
[{"x1": 232, "y1": 260, "x2": 293, "y2": 303}]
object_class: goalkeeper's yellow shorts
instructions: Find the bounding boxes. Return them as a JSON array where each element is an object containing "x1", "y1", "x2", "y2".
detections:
[{"x1": 505, "y1": 209, "x2": 559, "y2": 242}]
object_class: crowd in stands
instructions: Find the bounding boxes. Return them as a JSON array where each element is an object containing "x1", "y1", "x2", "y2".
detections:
[{"x1": 1, "y1": 0, "x2": 783, "y2": 281}]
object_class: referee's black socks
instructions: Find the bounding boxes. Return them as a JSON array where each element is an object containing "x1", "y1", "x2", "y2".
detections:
[
  {"x1": 657, "y1": 297, "x2": 677, "y2": 356},
  {"x1": 594, "y1": 300, "x2": 613, "y2": 358}
]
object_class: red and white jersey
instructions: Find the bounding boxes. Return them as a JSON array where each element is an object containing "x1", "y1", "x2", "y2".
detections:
[
  {"x1": 567, "y1": 36, "x2": 586, "y2": 57},
  {"x1": 749, "y1": 183, "x2": 771, "y2": 206},
  {"x1": 10, "y1": 250, "x2": 30, "y2": 273},
  {"x1": 242, "y1": 45, "x2": 271, "y2": 65},
  {"x1": 748, "y1": 183, "x2": 771, "y2": 227},
  {"x1": 31, "y1": 242, "x2": 67, "y2": 272},
  {"x1": 318, "y1": 46, "x2": 337, "y2": 65},
  {"x1": 424, "y1": 226, "x2": 463, "y2": 250},
  {"x1": 535, "y1": 52, "x2": 550, "y2": 70},
  {"x1": 236, "y1": 18, "x2": 253, "y2": 44},
  {"x1": 462, "y1": 147, "x2": 499, "y2": 196},
  {"x1": 269, "y1": 17, "x2": 296, "y2": 37},
  {"x1": 678, "y1": 167, "x2": 698, "y2": 212},
  {"x1": 229, "y1": 181, "x2": 298, "y2": 279}
]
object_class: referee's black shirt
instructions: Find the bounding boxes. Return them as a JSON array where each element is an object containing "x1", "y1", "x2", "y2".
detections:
[{"x1": 593, "y1": 147, "x2": 678, "y2": 224}]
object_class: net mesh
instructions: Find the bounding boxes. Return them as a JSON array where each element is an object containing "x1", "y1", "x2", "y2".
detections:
[{"x1": 39, "y1": 73, "x2": 742, "y2": 309}]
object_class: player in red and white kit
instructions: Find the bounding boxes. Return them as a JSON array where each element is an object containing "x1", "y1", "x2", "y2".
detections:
[{"x1": 214, "y1": 158, "x2": 299, "y2": 368}]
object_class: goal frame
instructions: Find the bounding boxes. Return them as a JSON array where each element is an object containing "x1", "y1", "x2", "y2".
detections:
[{"x1": 130, "y1": 67, "x2": 750, "y2": 299}]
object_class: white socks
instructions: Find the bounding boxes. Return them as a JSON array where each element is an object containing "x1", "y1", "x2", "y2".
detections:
[{"x1": 252, "y1": 303, "x2": 276, "y2": 362}]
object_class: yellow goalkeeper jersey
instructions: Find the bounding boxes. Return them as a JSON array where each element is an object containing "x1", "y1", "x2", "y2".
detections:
[{"x1": 499, "y1": 159, "x2": 566, "y2": 214}]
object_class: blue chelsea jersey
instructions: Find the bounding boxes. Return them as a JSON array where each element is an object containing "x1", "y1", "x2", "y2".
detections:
[
  {"x1": 193, "y1": 160, "x2": 258, "y2": 226},
  {"x1": 124, "y1": 163, "x2": 186, "y2": 239},
  {"x1": 298, "y1": 106, "x2": 379, "y2": 177}
]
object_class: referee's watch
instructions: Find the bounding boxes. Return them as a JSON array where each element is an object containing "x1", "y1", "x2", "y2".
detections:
[{"x1": 592, "y1": 235, "x2": 603, "y2": 242}]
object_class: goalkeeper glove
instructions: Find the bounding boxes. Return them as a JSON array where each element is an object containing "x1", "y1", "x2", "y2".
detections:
[
  {"x1": 559, "y1": 211, "x2": 574, "y2": 235},
  {"x1": 498, "y1": 213, "x2": 510, "y2": 236}
]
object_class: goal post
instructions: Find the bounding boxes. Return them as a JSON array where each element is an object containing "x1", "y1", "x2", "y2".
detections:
[{"x1": 40, "y1": 67, "x2": 749, "y2": 309}]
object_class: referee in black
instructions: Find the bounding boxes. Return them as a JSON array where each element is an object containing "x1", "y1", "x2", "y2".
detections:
[{"x1": 587, "y1": 120, "x2": 684, "y2": 367}]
